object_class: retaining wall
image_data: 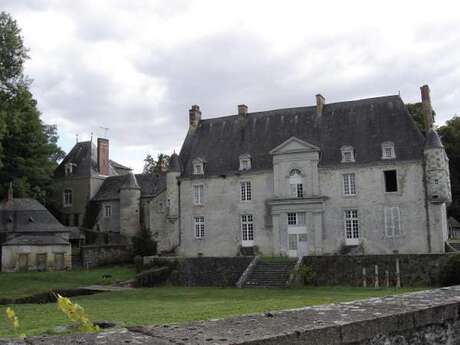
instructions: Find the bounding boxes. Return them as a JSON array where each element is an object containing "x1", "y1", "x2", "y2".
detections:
[{"x1": 81, "y1": 244, "x2": 132, "y2": 268}]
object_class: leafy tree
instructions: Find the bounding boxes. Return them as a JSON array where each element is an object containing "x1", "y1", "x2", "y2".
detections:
[
  {"x1": 143, "y1": 153, "x2": 170, "y2": 175},
  {"x1": 0, "y1": 12, "x2": 64, "y2": 201},
  {"x1": 406, "y1": 102, "x2": 436, "y2": 134}
]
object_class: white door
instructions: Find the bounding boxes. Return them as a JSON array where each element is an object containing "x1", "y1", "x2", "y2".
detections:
[{"x1": 287, "y1": 231, "x2": 308, "y2": 257}]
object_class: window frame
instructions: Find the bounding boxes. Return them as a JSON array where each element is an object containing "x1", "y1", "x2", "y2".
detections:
[
  {"x1": 193, "y1": 184, "x2": 204, "y2": 205},
  {"x1": 343, "y1": 173, "x2": 357, "y2": 196},
  {"x1": 240, "y1": 181, "x2": 252, "y2": 201},
  {"x1": 239, "y1": 154, "x2": 252, "y2": 171},
  {"x1": 381, "y1": 142, "x2": 396, "y2": 160},
  {"x1": 344, "y1": 209, "x2": 360, "y2": 245},
  {"x1": 63, "y1": 189, "x2": 73, "y2": 207},
  {"x1": 194, "y1": 216, "x2": 205, "y2": 239},
  {"x1": 241, "y1": 214, "x2": 254, "y2": 246},
  {"x1": 289, "y1": 169, "x2": 304, "y2": 198},
  {"x1": 287, "y1": 212, "x2": 306, "y2": 226},
  {"x1": 384, "y1": 206, "x2": 401, "y2": 237},
  {"x1": 341, "y1": 146, "x2": 355, "y2": 163},
  {"x1": 104, "y1": 205, "x2": 112, "y2": 218},
  {"x1": 383, "y1": 169, "x2": 398, "y2": 193}
]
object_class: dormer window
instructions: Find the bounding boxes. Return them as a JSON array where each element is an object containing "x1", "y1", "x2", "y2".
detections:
[
  {"x1": 381, "y1": 142, "x2": 396, "y2": 159},
  {"x1": 192, "y1": 158, "x2": 205, "y2": 175},
  {"x1": 239, "y1": 154, "x2": 252, "y2": 171},
  {"x1": 341, "y1": 146, "x2": 355, "y2": 163},
  {"x1": 64, "y1": 163, "x2": 74, "y2": 176}
]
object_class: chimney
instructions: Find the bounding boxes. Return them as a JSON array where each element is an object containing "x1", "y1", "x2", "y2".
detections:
[
  {"x1": 238, "y1": 104, "x2": 248, "y2": 116},
  {"x1": 189, "y1": 105, "x2": 201, "y2": 128},
  {"x1": 420, "y1": 85, "x2": 433, "y2": 130},
  {"x1": 7, "y1": 182, "x2": 13, "y2": 202},
  {"x1": 316, "y1": 94, "x2": 325, "y2": 115},
  {"x1": 97, "y1": 138, "x2": 110, "y2": 176}
]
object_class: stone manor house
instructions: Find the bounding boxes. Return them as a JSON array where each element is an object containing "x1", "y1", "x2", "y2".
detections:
[{"x1": 50, "y1": 85, "x2": 451, "y2": 258}]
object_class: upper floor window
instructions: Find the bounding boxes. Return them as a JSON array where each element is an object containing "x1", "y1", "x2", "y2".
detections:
[
  {"x1": 240, "y1": 181, "x2": 252, "y2": 201},
  {"x1": 192, "y1": 158, "x2": 205, "y2": 175},
  {"x1": 64, "y1": 163, "x2": 73, "y2": 176},
  {"x1": 344, "y1": 209, "x2": 359, "y2": 244},
  {"x1": 239, "y1": 154, "x2": 252, "y2": 171},
  {"x1": 63, "y1": 189, "x2": 72, "y2": 207},
  {"x1": 341, "y1": 146, "x2": 355, "y2": 163},
  {"x1": 384, "y1": 207, "x2": 401, "y2": 237},
  {"x1": 381, "y1": 142, "x2": 396, "y2": 159},
  {"x1": 287, "y1": 212, "x2": 306, "y2": 226},
  {"x1": 384, "y1": 170, "x2": 398, "y2": 192},
  {"x1": 289, "y1": 169, "x2": 304, "y2": 198},
  {"x1": 343, "y1": 173, "x2": 356, "y2": 196},
  {"x1": 194, "y1": 216, "x2": 205, "y2": 239},
  {"x1": 104, "y1": 205, "x2": 112, "y2": 218},
  {"x1": 193, "y1": 184, "x2": 204, "y2": 205}
]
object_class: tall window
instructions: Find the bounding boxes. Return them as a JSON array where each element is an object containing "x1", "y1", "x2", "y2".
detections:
[
  {"x1": 344, "y1": 210, "x2": 359, "y2": 240},
  {"x1": 240, "y1": 181, "x2": 252, "y2": 201},
  {"x1": 384, "y1": 170, "x2": 398, "y2": 192},
  {"x1": 341, "y1": 146, "x2": 355, "y2": 163},
  {"x1": 381, "y1": 142, "x2": 396, "y2": 159},
  {"x1": 104, "y1": 205, "x2": 112, "y2": 217},
  {"x1": 194, "y1": 217, "x2": 205, "y2": 239},
  {"x1": 287, "y1": 212, "x2": 306, "y2": 225},
  {"x1": 193, "y1": 185, "x2": 204, "y2": 205},
  {"x1": 63, "y1": 189, "x2": 72, "y2": 207},
  {"x1": 384, "y1": 207, "x2": 401, "y2": 237},
  {"x1": 289, "y1": 169, "x2": 304, "y2": 198},
  {"x1": 343, "y1": 173, "x2": 356, "y2": 196},
  {"x1": 241, "y1": 214, "x2": 254, "y2": 244}
]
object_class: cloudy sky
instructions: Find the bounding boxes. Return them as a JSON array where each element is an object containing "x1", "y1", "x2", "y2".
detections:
[{"x1": 3, "y1": 0, "x2": 460, "y2": 172}]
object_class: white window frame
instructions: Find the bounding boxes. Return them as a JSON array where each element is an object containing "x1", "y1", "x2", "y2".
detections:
[
  {"x1": 344, "y1": 209, "x2": 359, "y2": 245},
  {"x1": 63, "y1": 189, "x2": 73, "y2": 207},
  {"x1": 289, "y1": 169, "x2": 304, "y2": 198},
  {"x1": 240, "y1": 181, "x2": 252, "y2": 201},
  {"x1": 381, "y1": 142, "x2": 396, "y2": 159},
  {"x1": 384, "y1": 206, "x2": 401, "y2": 237},
  {"x1": 341, "y1": 146, "x2": 355, "y2": 163},
  {"x1": 241, "y1": 214, "x2": 254, "y2": 246},
  {"x1": 104, "y1": 204, "x2": 112, "y2": 218},
  {"x1": 192, "y1": 158, "x2": 205, "y2": 175},
  {"x1": 287, "y1": 212, "x2": 306, "y2": 226},
  {"x1": 239, "y1": 154, "x2": 252, "y2": 171},
  {"x1": 194, "y1": 216, "x2": 205, "y2": 239},
  {"x1": 193, "y1": 184, "x2": 204, "y2": 205},
  {"x1": 343, "y1": 173, "x2": 356, "y2": 196}
]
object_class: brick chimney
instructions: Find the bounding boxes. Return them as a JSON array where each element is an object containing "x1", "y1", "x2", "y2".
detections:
[
  {"x1": 238, "y1": 104, "x2": 248, "y2": 116},
  {"x1": 316, "y1": 94, "x2": 325, "y2": 115},
  {"x1": 7, "y1": 182, "x2": 13, "y2": 202},
  {"x1": 97, "y1": 138, "x2": 110, "y2": 176},
  {"x1": 420, "y1": 85, "x2": 433, "y2": 130},
  {"x1": 189, "y1": 105, "x2": 201, "y2": 128}
]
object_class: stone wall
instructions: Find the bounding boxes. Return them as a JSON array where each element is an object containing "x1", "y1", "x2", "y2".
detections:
[
  {"x1": 81, "y1": 244, "x2": 131, "y2": 268},
  {"x1": 301, "y1": 254, "x2": 451, "y2": 287},
  {"x1": 6, "y1": 286, "x2": 460, "y2": 344}
]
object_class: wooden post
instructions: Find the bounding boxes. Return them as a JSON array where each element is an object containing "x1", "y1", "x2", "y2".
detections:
[
  {"x1": 396, "y1": 259, "x2": 401, "y2": 288},
  {"x1": 362, "y1": 267, "x2": 367, "y2": 288},
  {"x1": 385, "y1": 270, "x2": 390, "y2": 288},
  {"x1": 374, "y1": 264, "x2": 379, "y2": 288}
]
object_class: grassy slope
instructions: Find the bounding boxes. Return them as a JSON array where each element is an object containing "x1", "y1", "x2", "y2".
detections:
[
  {"x1": 0, "y1": 286, "x2": 423, "y2": 337},
  {"x1": 0, "y1": 266, "x2": 135, "y2": 299}
]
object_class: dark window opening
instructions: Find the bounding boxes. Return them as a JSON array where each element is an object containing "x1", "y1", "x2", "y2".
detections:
[
  {"x1": 74, "y1": 214, "x2": 80, "y2": 226},
  {"x1": 384, "y1": 170, "x2": 398, "y2": 192}
]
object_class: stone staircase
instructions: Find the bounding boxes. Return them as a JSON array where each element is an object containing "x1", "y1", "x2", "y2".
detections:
[
  {"x1": 244, "y1": 258, "x2": 297, "y2": 288},
  {"x1": 447, "y1": 241, "x2": 460, "y2": 252}
]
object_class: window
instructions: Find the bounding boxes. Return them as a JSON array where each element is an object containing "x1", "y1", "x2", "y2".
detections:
[
  {"x1": 239, "y1": 154, "x2": 252, "y2": 171},
  {"x1": 241, "y1": 214, "x2": 254, "y2": 245},
  {"x1": 64, "y1": 163, "x2": 73, "y2": 176},
  {"x1": 194, "y1": 217, "x2": 205, "y2": 239},
  {"x1": 74, "y1": 214, "x2": 80, "y2": 226},
  {"x1": 240, "y1": 181, "x2": 252, "y2": 201},
  {"x1": 384, "y1": 207, "x2": 401, "y2": 237},
  {"x1": 287, "y1": 212, "x2": 305, "y2": 225},
  {"x1": 192, "y1": 158, "x2": 205, "y2": 175},
  {"x1": 104, "y1": 205, "x2": 112, "y2": 218},
  {"x1": 193, "y1": 185, "x2": 204, "y2": 205},
  {"x1": 63, "y1": 189, "x2": 72, "y2": 207},
  {"x1": 343, "y1": 173, "x2": 356, "y2": 196},
  {"x1": 384, "y1": 170, "x2": 398, "y2": 192},
  {"x1": 289, "y1": 169, "x2": 304, "y2": 198},
  {"x1": 381, "y1": 142, "x2": 396, "y2": 159},
  {"x1": 344, "y1": 210, "x2": 359, "y2": 241},
  {"x1": 341, "y1": 146, "x2": 355, "y2": 163}
]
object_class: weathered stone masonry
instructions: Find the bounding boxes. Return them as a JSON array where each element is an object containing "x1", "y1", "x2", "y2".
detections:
[{"x1": 5, "y1": 286, "x2": 460, "y2": 344}]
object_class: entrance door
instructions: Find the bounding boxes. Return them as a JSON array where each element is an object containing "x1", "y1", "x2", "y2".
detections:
[
  {"x1": 287, "y1": 231, "x2": 308, "y2": 257},
  {"x1": 18, "y1": 253, "x2": 29, "y2": 272},
  {"x1": 54, "y1": 253, "x2": 65, "y2": 270},
  {"x1": 36, "y1": 253, "x2": 47, "y2": 271}
]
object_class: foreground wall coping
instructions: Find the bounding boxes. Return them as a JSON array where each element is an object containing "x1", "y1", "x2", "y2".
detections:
[{"x1": 2, "y1": 286, "x2": 460, "y2": 344}]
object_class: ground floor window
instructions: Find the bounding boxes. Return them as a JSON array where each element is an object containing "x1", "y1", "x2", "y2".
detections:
[
  {"x1": 241, "y1": 214, "x2": 254, "y2": 244},
  {"x1": 194, "y1": 216, "x2": 205, "y2": 239},
  {"x1": 344, "y1": 209, "x2": 359, "y2": 240}
]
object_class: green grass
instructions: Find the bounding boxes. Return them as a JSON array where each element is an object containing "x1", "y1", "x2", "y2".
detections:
[
  {"x1": 0, "y1": 286, "x2": 424, "y2": 337},
  {"x1": 0, "y1": 266, "x2": 135, "y2": 299}
]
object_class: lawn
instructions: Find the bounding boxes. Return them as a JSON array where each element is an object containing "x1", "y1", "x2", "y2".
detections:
[
  {"x1": 0, "y1": 266, "x2": 135, "y2": 299},
  {"x1": 0, "y1": 286, "x2": 423, "y2": 337}
]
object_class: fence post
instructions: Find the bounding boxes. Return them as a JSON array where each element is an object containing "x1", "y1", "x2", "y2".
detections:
[
  {"x1": 374, "y1": 265, "x2": 379, "y2": 288},
  {"x1": 395, "y1": 259, "x2": 401, "y2": 288},
  {"x1": 362, "y1": 267, "x2": 367, "y2": 288},
  {"x1": 385, "y1": 270, "x2": 390, "y2": 288}
]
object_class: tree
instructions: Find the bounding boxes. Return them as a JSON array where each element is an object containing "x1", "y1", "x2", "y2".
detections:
[
  {"x1": 143, "y1": 153, "x2": 170, "y2": 175},
  {"x1": 0, "y1": 12, "x2": 64, "y2": 201},
  {"x1": 438, "y1": 116, "x2": 460, "y2": 199},
  {"x1": 406, "y1": 102, "x2": 436, "y2": 134}
]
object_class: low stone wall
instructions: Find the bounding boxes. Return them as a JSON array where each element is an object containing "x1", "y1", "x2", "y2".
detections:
[
  {"x1": 301, "y1": 254, "x2": 451, "y2": 287},
  {"x1": 81, "y1": 244, "x2": 132, "y2": 268},
  {"x1": 143, "y1": 256, "x2": 253, "y2": 287},
  {"x1": 5, "y1": 286, "x2": 460, "y2": 344}
]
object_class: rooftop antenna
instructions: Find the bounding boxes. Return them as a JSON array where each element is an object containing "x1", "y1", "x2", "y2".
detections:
[
  {"x1": 75, "y1": 134, "x2": 79, "y2": 143},
  {"x1": 90, "y1": 132, "x2": 93, "y2": 143},
  {"x1": 398, "y1": 90, "x2": 401, "y2": 96},
  {"x1": 99, "y1": 126, "x2": 109, "y2": 139}
]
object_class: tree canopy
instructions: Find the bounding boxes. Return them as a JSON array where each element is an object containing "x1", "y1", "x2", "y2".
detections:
[
  {"x1": 438, "y1": 116, "x2": 460, "y2": 195},
  {"x1": 143, "y1": 153, "x2": 170, "y2": 175},
  {"x1": 406, "y1": 102, "x2": 436, "y2": 134},
  {"x1": 0, "y1": 12, "x2": 64, "y2": 201}
]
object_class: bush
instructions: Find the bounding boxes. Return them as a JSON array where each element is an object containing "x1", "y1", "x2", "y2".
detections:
[
  {"x1": 298, "y1": 264, "x2": 316, "y2": 285},
  {"x1": 132, "y1": 227, "x2": 157, "y2": 257},
  {"x1": 440, "y1": 254, "x2": 460, "y2": 286},
  {"x1": 135, "y1": 267, "x2": 171, "y2": 287}
]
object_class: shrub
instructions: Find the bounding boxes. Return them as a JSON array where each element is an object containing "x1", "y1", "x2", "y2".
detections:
[
  {"x1": 132, "y1": 227, "x2": 157, "y2": 257},
  {"x1": 298, "y1": 264, "x2": 316, "y2": 285},
  {"x1": 439, "y1": 254, "x2": 460, "y2": 286}
]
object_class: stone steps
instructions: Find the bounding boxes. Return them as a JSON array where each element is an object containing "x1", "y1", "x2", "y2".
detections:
[
  {"x1": 244, "y1": 259, "x2": 297, "y2": 288},
  {"x1": 448, "y1": 241, "x2": 460, "y2": 251}
]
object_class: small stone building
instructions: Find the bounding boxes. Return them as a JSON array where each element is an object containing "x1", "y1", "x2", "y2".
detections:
[{"x1": 0, "y1": 187, "x2": 73, "y2": 272}]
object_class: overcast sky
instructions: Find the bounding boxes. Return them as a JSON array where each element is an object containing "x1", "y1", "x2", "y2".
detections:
[{"x1": 4, "y1": 0, "x2": 460, "y2": 172}]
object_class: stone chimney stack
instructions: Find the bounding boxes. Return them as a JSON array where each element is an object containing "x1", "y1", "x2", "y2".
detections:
[
  {"x1": 316, "y1": 94, "x2": 325, "y2": 115},
  {"x1": 420, "y1": 85, "x2": 433, "y2": 130},
  {"x1": 7, "y1": 182, "x2": 13, "y2": 202},
  {"x1": 97, "y1": 138, "x2": 110, "y2": 176},
  {"x1": 238, "y1": 104, "x2": 248, "y2": 116},
  {"x1": 189, "y1": 105, "x2": 202, "y2": 128}
]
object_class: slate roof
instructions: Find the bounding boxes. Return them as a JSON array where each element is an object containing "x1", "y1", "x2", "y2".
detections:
[
  {"x1": 92, "y1": 174, "x2": 166, "y2": 201},
  {"x1": 3, "y1": 234, "x2": 69, "y2": 246},
  {"x1": 54, "y1": 141, "x2": 120, "y2": 178},
  {"x1": 110, "y1": 160, "x2": 132, "y2": 175},
  {"x1": 179, "y1": 95, "x2": 425, "y2": 177}
]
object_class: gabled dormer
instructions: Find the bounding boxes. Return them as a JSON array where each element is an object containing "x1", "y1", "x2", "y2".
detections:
[
  {"x1": 239, "y1": 153, "x2": 252, "y2": 171},
  {"x1": 192, "y1": 157, "x2": 206, "y2": 175}
]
